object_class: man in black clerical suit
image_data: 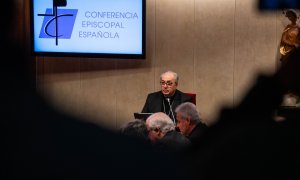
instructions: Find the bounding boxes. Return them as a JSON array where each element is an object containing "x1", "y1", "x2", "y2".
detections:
[
  {"x1": 175, "y1": 102, "x2": 208, "y2": 145},
  {"x1": 142, "y1": 71, "x2": 193, "y2": 123}
]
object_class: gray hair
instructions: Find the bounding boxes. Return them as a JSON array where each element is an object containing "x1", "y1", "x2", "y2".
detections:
[
  {"x1": 120, "y1": 119, "x2": 148, "y2": 140},
  {"x1": 146, "y1": 112, "x2": 175, "y2": 133},
  {"x1": 160, "y1": 70, "x2": 179, "y2": 84},
  {"x1": 175, "y1": 102, "x2": 201, "y2": 125}
]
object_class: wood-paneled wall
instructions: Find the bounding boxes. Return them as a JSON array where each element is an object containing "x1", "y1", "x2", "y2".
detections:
[{"x1": 19, "y1": 0, "x2": 287, "y2": 130}]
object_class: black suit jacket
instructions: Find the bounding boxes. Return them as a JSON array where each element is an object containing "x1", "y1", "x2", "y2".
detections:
[
  {"x1": 141, "y1": 90, "x2": 193, "y2": 115},
  {"x1": 154, "y1": 130, "x2": 191, "y2": 154},
  {"x1": 187, "y1": 122, "x2": 208, "y2": 145}
]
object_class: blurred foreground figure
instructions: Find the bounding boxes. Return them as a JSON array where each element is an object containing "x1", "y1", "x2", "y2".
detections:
[
  {"x1": 2, "y1": 1, "x2": 185, "y2": 179},
  {"x1": 185, "y1": 47, "x2": 300, "y2": 179}
]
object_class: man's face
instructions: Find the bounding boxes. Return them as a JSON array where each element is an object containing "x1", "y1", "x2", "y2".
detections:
[
  {"x1": 160, "y1": 73, "x2": 177, "y2": 97},
  {"x1": 176, "y1": 112, "x2": 190, "y2": 136}
]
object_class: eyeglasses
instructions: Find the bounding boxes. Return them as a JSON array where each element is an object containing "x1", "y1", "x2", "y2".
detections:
[{"x1": 160, "y1": 81, "x2": 174, "y2": 86}]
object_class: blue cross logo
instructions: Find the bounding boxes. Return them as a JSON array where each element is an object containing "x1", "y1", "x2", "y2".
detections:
[{"x1": 38, "y1": 9, "x2": 78, "y2": 45}]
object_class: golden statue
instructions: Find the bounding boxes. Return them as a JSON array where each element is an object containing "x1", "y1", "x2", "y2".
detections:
[
  {"x1": 279, "y1": 9, "x2": 300, "y2": 64},
  {"x1": 279, "y1": 9, "x2": 300, "y2": 107}
]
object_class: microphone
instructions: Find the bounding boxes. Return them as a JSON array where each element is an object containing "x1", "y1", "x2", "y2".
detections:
[{"x1": 166, "y1": 98, "x2": 176, "y2": 124}]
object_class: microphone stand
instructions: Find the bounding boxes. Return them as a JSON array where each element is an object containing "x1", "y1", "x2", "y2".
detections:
[{"x1": 166, "y1": 98, "x2": 176, "y2": 124}]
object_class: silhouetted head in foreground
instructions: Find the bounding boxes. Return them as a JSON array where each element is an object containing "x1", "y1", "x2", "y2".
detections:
[{"x1": 2, "y1": 1, "x2": 186, "y2": 179}]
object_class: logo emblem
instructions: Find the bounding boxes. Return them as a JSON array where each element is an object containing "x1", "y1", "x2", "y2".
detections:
[{"x1": 38, "y1": 8, "x2": 78, "y2": 45}]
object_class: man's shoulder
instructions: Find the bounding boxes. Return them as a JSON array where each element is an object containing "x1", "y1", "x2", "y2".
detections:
[
  {"x1": 176, "y1": 89, "x2": 189, "y2": 96},
  {"x1": 189, "y1": 123, "x2": 208, "y2": 139},
  {"x1": 165, "y1": 131, "x2": 190, "y2": 143},
  {"x1": 176, "y1": 90, "x2": 193, "y2": 101},
  {"x1": 147, "y1": 91, "x2": 162, "y2": 97}
]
